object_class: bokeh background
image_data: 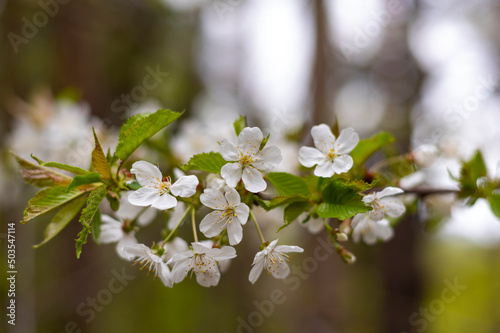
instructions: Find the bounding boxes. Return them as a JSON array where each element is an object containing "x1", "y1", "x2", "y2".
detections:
[{"x1": 2, "y1": 0, "x2": 500, "y2": 332}]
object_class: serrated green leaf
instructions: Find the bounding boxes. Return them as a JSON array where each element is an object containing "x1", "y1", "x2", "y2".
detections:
[
  {"x1": 233, "y1": 116, "x2": 247, "y2": 136},
  {"x1": 12, "y1": 152, "x2": 72, "y2": 187},
  {"x1": 23, "y1": 186, "x2": 89, "y2": 223},
  {"x1": 488, "y1": 193, "x2": 500, "y2": 219},
  {"x1": 335, "y1": 178, "x2": 375, "y2": 192},
  {"x1": 181, "y1": 152, "x2": 227, "y2": 174},
  {"x1": 127, "y1": 181, "x2": 142, "y2": 190},
  {"x1": 80, "y1": 185, "x2": 107, "y2": 227},
  {"x1": 76, "y1": 185, "x2": 107, "y2": 258},
  {"x1": 267, "y1": 172, "x2": 310, "y2": 197},
  {"x1": 33, "y1": 196, "x2": 87, "y2": 248},
  {"x1": 278, "y1": 201, "x2": 313, "y2": 232},
  {"x1": 115, "y1": 109, "x2": 182, "y2": 163},
  {"x1": 254, "y1": 194, "x2": 308, "y2": 211},
  {"x1": 92, "y1": 128, "x2": 111, "y2": 179},
  {"x1": 91, "y1": 209, "x2": 102, "y2": 242},
  {"x1": 41, "y1": 162, "x2": 89, "y2": 175},
  {"x1": 317, "y1": 180, "x2": 371, "y2": 220},
  {"x1": 68, "y1": 172, "x2": 103, "y2": 190},
  {"x1": 75, "y1": 226, "x2": 90, "y2": 259},
  {"x1": 351, "y1": 131, "x2": 395, "y2": 166}
]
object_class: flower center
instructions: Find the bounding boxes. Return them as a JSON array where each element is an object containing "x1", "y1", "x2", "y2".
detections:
[
  {"x1": 265, "y1": 250, "x2": 289, "y2": 276},
  {"x1": 187, "y1": 254, "x2": 218, "y2": 279},
  {"x1": 155, "y1": 176, "x2": 172, "y2": 196},
  {"x1": 326, "y1": 149, "x2": 337, "y2": 162},
  {"x1": 239, "y1": 153, "x2": 255, "y2": 167},
  {"x1": 222, "y1": 206, "x2": 236, "y2": 224}
]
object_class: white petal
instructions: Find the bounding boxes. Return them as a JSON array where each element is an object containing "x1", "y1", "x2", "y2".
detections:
[
  {"x1": 116, "y1": 233, "x2": 138, "y2": 261},
  {"x1": 256, "y1": 146, "x2": 282, "y2": 171},
  {"x1": 313, "y1": 161, "x2": 335, "y2": 178},
  {"x1": 191, "y1": 242, "x2": 212, "y2": 254},
  {"x1": 137, "y1": 208, "x2": 156, "y2": 227},
  {"x1": 158, "y1": 262, "x2": 173, "y2": 287},
  {"x1": 305, "y1": 218, "x2": 324, "y2": 234},
  {"x1": 335, "y1": 127, "x2": 359, "y2": 155},
  {"x1": 373, "y1": 219, "x2": 394, "y2": 241},
  {"x1": 298, "y1": 146, "x2": 325, "y2": 167},
  {"x1": 350, "y1": 213, "x2": 364, "y2": 229},
  {"x1": 275, "y1": 245, "x2": 304, "y2": 253},
  {"x1": 124, "y1": 243, "x2": 149, "y2": 258},
  {"x1": 170, "y1": 257, "x2": 191, "y2": 283},
  {"x1": 207, "y1": 246, "x2": 237, "y2": 261},
  {"x1": 235, "y1": 203, "x2": 249, "y2": 225},
  {"x1": 130, "y1": 161, "x2": 162, "y2": 187},
  {"x1": 249, "y1": 259, "x2": 264, "y2": 284},
  {"x1": 196, "y1": 269, "x2": 221, "y2": 287},
  {"x1": 221, "y1": 163, "x2": 242, "y2": 188},
  {"x1": 224, "y1": 186, "x2": 241, "y2": 206},
  {"x1": 362, "y1": 226, "x2": 378, "y2": 245},
  {"x1": 151, "y1": 193, "x2": 177, "y2": 210},
  {"x1": 266, "y1": 239, "x2": 279, "y2": 251},
  {"x1": 220, "y1": 139, "x2": 240, "y2": 161},
  {"x1": 200, "y1": 188, "x2": 227, "y2": 210},
  {"x1": 227, "y1": 219, "x2": 243, "y2": 245},
  {"x1": 237, "y1": 127, "x2": 263, "y2": 152},
  {"x1": 167, "y1": 250, "x2": 194, "y2": 265},
  {"x1": 98, "y1": 215, "x2": 123, "y2": 243},
  {"x1": 170, "y1": 175, "x2": 199, "y2": 197},
  {"x1": 362, "y1": 193, "x2": 376, "y2": 205},
  {"x1": 241, "y1": 166, "x2": 266, "y2": 193},
  {"x1": 331, "y1": 155, "x2": 353, "y2": 174},
  {"x1": 128, "y1": 187, "x2": 159, "y2": 207},
  {"x1": 380, "y1": 198, "x2": 406, "y2": 217},
  {"x1": 311, "y1": 124, "x2": 335, "y2": 153},
  {"x1": 377, "y1": 187, "x2": 404, "y2": 198},
  {"x1": 199, "y1": 211, "x2": 225, "y2": 238}
]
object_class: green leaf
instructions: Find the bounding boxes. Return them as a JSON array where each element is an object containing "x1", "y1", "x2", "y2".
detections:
[
  {"x1": 75, "y1": 226, "x2": 90, "y2": 259},
  {"x1": 76, "y1": 185, "x2": 107, "y2": 258},
  {"x1": 233, "y1": 115, "x2": 247, "y2": 136},
  {"x1": 254, "y1": 194, "x2": 308, "y2": 211},
  {"x1": 278, "y1": 201, "x2": 313, "y2": 232},
  {"x1": 127, "y1": 181, "x2": 142, "y2": 190},
  {"x1": 92, "y1": 128, "x2": 111, "y2": 179},
  {"x1": 181, "y1": 152, "x2": 227, "y2": 174},
  {"x1": 68, "y1": 172, "x2": 103, "y2": 190},
  {"x1": 41, "y1": 161, "x2": 89, "y2": 175},
  {"x1": 91, "y1": 209, "x2": 102, "y2": 242},
  {"x1": 267, "y1": 172, "x2": 310, "y2": 197},
  {"x1": 351, "y1": 131, "x2": 395, "y2": 166},
  {"x1": 33, "y1": 196, "x2": 87, "y2": 248},
  {"x1": 317, "y1": 181, "x2": 371, "y2": 220},
  {"x1": 23, "y1": 186, "x2": 89, "y2": 223},
  {"x1": 259, "y1": 133, "x2": 270, "y2": 150},
  {"x1": 488, "y1": 193, "x2": 500, "y2": 219},
  {"x1": 12, "y1": 152, "x2": 72, "y2": 187},
  {"x1": 458, "y1": 150, "x2": 488, "y2": 202},
  {"x1": 80, "y1": 185, "x2": 107, "y2": 227},
  {"x1": 115, "y1": 109, "x2": 182, "y2": 163}
]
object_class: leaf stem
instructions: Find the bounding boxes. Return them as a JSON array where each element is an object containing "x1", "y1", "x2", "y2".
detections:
[
  {"x1": 191, "y1": 207, "x2": 198, "y2": 243},
  {"x1": 250, "y1": 211, "x2": 266, "y2": 244},
  {"x1": 160, "y1": 206, "x2": 191, "y2": 247}
]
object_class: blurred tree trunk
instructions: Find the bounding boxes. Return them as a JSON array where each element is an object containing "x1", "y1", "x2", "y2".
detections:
[{"x1": 372, "y1": 2, "x2": 427, "y2": 332}]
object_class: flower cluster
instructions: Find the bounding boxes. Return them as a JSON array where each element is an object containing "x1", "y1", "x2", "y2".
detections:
[{"x1": 98, "y1": 124, "x2": 375, "y2": 287}]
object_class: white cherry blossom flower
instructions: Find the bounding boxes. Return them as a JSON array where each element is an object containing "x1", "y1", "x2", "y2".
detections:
[
  {"x1": 128, "y1": 161, "x2": 199, "y2": 210},
  {"x1": 299, "y1": 124, "x2": 359, "y2": 177},
  {"x1": 297, "y1": 214, "x2": 324, "y2": 235},
  {"x1": 363, "y1": 187, "x2": 405, "y2": 220},
  {"x1": 168, "y1": 242, "x2": 236, "y2": 287},
  {"x1": 351, "y1": 214, "x2": 394, "y2": 245},
  {"x1": 125, "y1": 243, "x2": 173, "y2": 287},
  {"x1": 199, "y1": 186, "x2": 249, "y2": 245},
  {"x1": 249, "y1": 239, "x2": 303, "y2": 284},
  {"x1": 220, "y1": 127, "x2": 282, "y2": 193},
  {"x1": 98, "y1": 215, "x2": 138, "y2": 261}
]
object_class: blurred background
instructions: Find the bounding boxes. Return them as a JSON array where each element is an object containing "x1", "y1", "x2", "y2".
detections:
[{"x1": 1, "y1": 0, "x2": 500, "y2": 332}]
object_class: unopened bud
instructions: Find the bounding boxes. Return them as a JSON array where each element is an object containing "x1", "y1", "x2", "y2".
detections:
[
  {"x1": 337, "y1": 246, "x2": 356, "y2": 264},
  {"x1": 334, "y1": 229, "x2": 348, "y2": 242}
]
